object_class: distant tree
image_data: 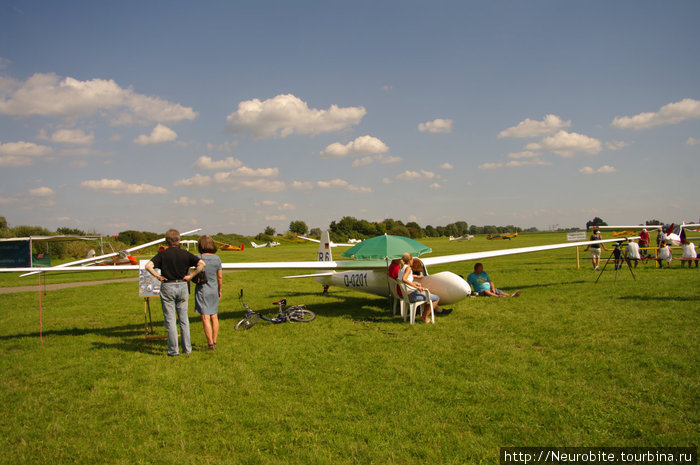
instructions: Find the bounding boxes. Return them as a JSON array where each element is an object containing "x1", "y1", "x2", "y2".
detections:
[
  {"x1": 646, "y1": 219, "x2": 663, "y2": 226},
  {"x1": 469, "y1": 224, "x2": 480, "y2": 235},
  {"x1": 56, "y1": 227, "x2": 86, "y2": 236},
  {"x1": 424, "y1": 225, "x2": 438, "y2": 237},
  {"x1": 454, "y1": 221, "x2": 469, "y2": 236},
  {"x1": 586, "y1": 217, "x2": 607, "y2": 230},
  {"x1": 0, "y1": 216, "x2": 7, "y2": 230},
  {"x1": 483, "y1": 225, "x2": 498, "y2": 235},
  {"x1": 263, "y1": 226, "x2": 276, "y2": 236},
  {"x1": 289, "y1": 220, "x2": 308, "y2": 235},
  {"x1": 388, "y1": 225, "x2": 410, "y2": 237},
  {"x1": 309, "y1": 228, "x2": 322, "y2": 238},
  {"x1": 405, "y1": 221, "x2": 423, "y2": 238}
]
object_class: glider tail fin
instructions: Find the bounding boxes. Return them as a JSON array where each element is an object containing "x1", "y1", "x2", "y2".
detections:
[{"x1": 317, "y1": 230, "x2": 333, "y2": 262}]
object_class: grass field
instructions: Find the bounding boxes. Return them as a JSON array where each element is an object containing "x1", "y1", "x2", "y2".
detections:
[{"x1": 0, "y1": 233, "x2": 698, "y2": 464}]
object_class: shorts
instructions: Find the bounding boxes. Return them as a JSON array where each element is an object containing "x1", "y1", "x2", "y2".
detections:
[
  {"x1": 477, "y1": 289, "x2": 502, "y2": 296},
  {"x1": 409, "y1": 290, "x2": 439, "y2": 303},
  {"x1": 590, "y1": 248, "x2": 602, "y2": 258}
]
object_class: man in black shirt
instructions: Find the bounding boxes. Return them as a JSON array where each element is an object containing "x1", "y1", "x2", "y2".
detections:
[{"x1": 146, "y1": 229, "x2": 205, "y2": 356}]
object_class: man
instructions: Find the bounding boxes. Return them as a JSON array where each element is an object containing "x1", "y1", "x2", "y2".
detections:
[
  {"x1": 625, "y1": 239, "x2": 641, "y2": 268},
  {"x1": 466, "y1": 263, "x2": 521, "y2": 297},
  {"x1": 638, "y1": 228, "x2": 650, "y2": 258},
  {"x1": 146, "y1": 229, "x2": 205, "y2": 356}
]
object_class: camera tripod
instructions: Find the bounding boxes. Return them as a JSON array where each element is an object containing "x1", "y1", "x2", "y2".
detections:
[{"x1": 595, "y1": 243, "x2": 636, "y2": 284}]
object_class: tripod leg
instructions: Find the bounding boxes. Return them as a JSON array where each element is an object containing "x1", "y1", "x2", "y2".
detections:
[{"x1": 595, "y1": 250, "x2": 613, "y2": 284}]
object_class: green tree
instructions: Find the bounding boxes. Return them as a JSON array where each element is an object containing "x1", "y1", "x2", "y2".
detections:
[
  {"x1": 289, "y1": 220, "x2": 308, "y2": 235},
  {"x1": 0, "y1": 216, "x2": 7, "y2": 230},
  {"x1": 264, "y1": 226, "x2": 276, "y2": 236},
  {"x1": 309, "y1": 228, "x2": 322, "y2": 238}
]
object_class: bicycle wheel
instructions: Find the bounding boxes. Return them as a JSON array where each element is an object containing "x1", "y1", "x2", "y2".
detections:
[
  {"x1": 288, "y1": 308, "x2": 315, "y2": 323},
  {"x1": 235, "y1": 313, "x2": 260, "y2": 331}
]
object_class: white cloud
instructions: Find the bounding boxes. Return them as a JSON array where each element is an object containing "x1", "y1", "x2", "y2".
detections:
[
  {"x1": 265, "y1": 215, "x2": 287, "y2": 221},
  {"x1": 611, "y1": 98, "x2": 700, "y2": 130},
  {"x1": 291, "y1": 181, "x2": 314, "y2": 190},
  {"x1": 239, "y1": 179, "x2": 285, "y2": 192},
  {"x1": 533, "y1": 130, "x2": 602, "y2": 157},
  {"x1": 605, "y1": 140, "x2": 631, "y2": 151},
  {"x1": 200, "y1": 199, "x2": 214, "y2": 205},
  {"x1": 498, "y1": 114, "x2": 571, "y2": 138},
  {"x1": 133, "y1": 124, "x2": 177, "y2": 146},
  {"x1": 174, "y1": 197, "x2": 197, "y2": 206},
  {"x1": 439, "y1": 162, "x2": 454, "y2": 170},
  {"x1": 686, "y1": 137, "x2": 700, "y2": 146},
  {"x1": 28, "y1": 186, "x2": 55, "y2": 197},
  {"x1": 81, "y1": 178, "x2": 168, "y2": 194},
  {"x1": 396, "y1": 170, "x2": 437, "y2": 181},
  {"x1": 351, "y1": 154, "x2": 402, "y2": 167},
  {"x1": 206, "y1": 141, "x2": 237, "y2": 152},
  {"x1": 39, "y1": 128, "x2": 94, "y2": 145},
  {"x1": 316, "y1": 178, "x2": 372, "y2": 193},
  {"x1": 382, "y1": 177, "x2": 393, "y2": 184},
  {"x1": 321, "y1": 135, "x2": 389, "y2": 159},
  {"x1": 478, "y1": 162, "x2": 504, "y2": 170},
  {"x1": 194, "y1": 155, "x2": 243, "y2": 170},
  {"x1": 429, "y1": 183, "x2": 441, "y2": 190},
  {"x1": 277, "y1": 203, "x2": 296, "y2": 211},
  {"x1": 505, "y1": 158, "x2": 551, "y2": 167},
  {"x1": 0, "y1": 72, "x2": 197, "y2": 124},
  {"x1": 418, "y1": 118, "x2": 453, "y2": 134},
  {"x1": 507, "y1": 150, "x2": 541, "y2": 159},
  {"x1": 213, "y1": 166, "x2": 279, "y2": 183},
  {"x1": 174, "y1": 174, "x2": 212, "y2": 187},
  {"x1": 579, "y1": 165, "x2": 616, "y2": 175},
  {"x1": 0, "y1": 140, "x2": 53, "y2": 166},
  {"x1": 226, "y1": 93, "x2": 365, "y2": 138}
]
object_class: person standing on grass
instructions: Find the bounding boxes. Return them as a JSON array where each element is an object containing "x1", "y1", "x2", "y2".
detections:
[
  {"x1": 466, "y1": 263, "x2": 521, "y2": 297},
  {"x1": 584, "y1": 228, "x2": 609, "y2": 270},
  {"x1": 194, "y1": 235, "x2": 223, "y2": 350},
  {"x1": 146, "y1": 229, "x2": 205, "y2": 357},
  {"x1": 638, "y1": 228, "x2": 650, "y2": 258}
]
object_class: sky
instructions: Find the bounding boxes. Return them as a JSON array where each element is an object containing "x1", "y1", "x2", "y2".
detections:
[{"x1": 1, "y1": 0, "x2": 698, "y2": 236}]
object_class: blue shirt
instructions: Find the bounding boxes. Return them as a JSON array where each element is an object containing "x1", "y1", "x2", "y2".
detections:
[{"x1": 467, "y1": 271, "x2": 491, "y2": 293}]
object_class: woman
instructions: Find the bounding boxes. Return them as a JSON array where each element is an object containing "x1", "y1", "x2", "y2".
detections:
[
  {"x1": 583, "y1": 229, "x2": 609, "y2": 270},
  {"x1": 400, "y1": 252, "x2": 438, "y2": 323},
  {"x1": 681, "y1": 238, "x2": 697, "y2": 268},
  {"x1": 657, "y1": 240, "x2": 672, "y2": 268},
  {"x1": 195, "y1": 235, "x2": 223, "y2": 350}
]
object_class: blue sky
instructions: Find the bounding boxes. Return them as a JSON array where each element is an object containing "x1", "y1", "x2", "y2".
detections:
[{"x1": 1, "y1": 0, "x2": 698, "y2": 235}]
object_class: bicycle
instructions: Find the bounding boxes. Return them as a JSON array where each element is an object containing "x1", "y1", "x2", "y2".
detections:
[{"x1": 235, "y1": 289, "x2": 316, "y2": 331}]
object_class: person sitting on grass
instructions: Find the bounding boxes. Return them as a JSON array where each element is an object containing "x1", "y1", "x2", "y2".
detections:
[{"x1": 466, "y1": 263, "x2": 521, "y2": 297}]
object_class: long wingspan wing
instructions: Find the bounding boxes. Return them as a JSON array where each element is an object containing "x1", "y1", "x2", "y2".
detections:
[
  {"x1": 17, "y1": 228, "x2": 201, "y2": 276},
  {"x1": 421, "y1": 236, "x2": 638, "y2": 267},
  {"x1": 596, "y1": 225, "x2": 662, "y2": 230},
  {"x1": 297, "y1": 235, "x2": 354, "y2": 247}
]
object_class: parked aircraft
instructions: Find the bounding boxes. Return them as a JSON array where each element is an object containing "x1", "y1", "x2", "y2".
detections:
[
  {"x1": 449, "y1": 235, "x2": 474, "y2": 241},
  {"x1": 486, "y1": 232, "x2": 518, "y2": 240},
  {"x1": 251, "y1": 241, "x2": 280, "y2": 248},
  {"x1": 598, "y1": 223, "x2": 700, "y2": 246}
]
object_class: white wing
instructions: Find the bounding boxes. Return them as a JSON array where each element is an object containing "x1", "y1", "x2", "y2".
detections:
[
  {"x1": 297, "y1": 235, "x2": 354, "y2": 247},
  {"x1": 15, "y1": 228, "x2": 201, "y2": 276},
  {"x1": 596, "y1": 225, "x2": 662, "y2": 230}
]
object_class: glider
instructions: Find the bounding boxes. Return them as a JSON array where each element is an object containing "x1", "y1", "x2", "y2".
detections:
[
  {"x1": 250, "y1": 241, "x2": 280, "y2": 248},
  {"x1": 486, "y1": 232, "x2": 518, "y2": 240},
  {"x1": 597, "y1": 223, "x2": 700, "y2": 246},
  {"x1": 1, "y1": 230, "x2": 637, "y2": 306},
  {"x1": 449, "y1": 235, "x2": 474, "y2": 241}
]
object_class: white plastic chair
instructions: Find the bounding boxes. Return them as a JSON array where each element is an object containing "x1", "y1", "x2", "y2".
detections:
[
  {"x1": 388, "y1": 277, "x2": 407, "y2": 319},
  {"x1": 396, "y1": 280, "x2": 435, "y2": 324}
]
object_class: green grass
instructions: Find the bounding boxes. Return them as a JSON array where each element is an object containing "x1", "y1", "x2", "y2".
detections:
[{"x1": 0, "y1": 233, "x2": 698, "y2": 464}]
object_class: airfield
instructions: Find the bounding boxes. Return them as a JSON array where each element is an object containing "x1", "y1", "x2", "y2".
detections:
[{"x1": 0, "y1": 232, "x2": 697, "y2": 464}]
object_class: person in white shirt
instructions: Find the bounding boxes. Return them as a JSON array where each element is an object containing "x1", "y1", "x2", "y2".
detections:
[
  {"x1": 681, "y1": 238, "x2": 698, "y2": 268},
  {"x1": 657, "y1": 241, "x2": 672, "y2": 268},
  {"x1": 625, "y1": 239, "x2": 641, "y2": 268}
]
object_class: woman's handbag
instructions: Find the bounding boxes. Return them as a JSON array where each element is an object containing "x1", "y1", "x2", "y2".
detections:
[{"x1": 192, "y1": 270, "x2": 207, "y2": 285}]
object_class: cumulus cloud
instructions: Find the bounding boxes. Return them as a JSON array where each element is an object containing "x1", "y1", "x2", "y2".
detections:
[
  {"x1": 478, "y1": 162, "x2": 504, "y2": 170},
  {"x1": 173, "y1": 197, "x2": 197, "y2": 206},
  {"x1": 213, "y1": 167, "x2": 279, "y2": 183},
  {"x1": 133, "y1": 124, "x2": 177, "y2": 146},
  {"x1": 505, "y1": 158, "x2": 551, "y2": 167},
  {"x1": 39, "y1": 128, "x2": 94, "y2": 145},
  {"x1": 194, "y1": 155, "x2": 243, "y2": 170},
  {"x1": 527, "y1": 130, "x2": 602, "y2": 157},
  {"x1": 351, "y1": 154, "x2": 402, "y2": 167},
  {"x1": 686, "y1": 137, "x2": 699, "y2": 146},
  {"x1": 507, "y1": 150, "x2": 541, "y2": 159},
  {"x1": 439, "y1": 162, "x2": 454, "y2": 169},
  {"x1": 316, "y1": 178, "x2": 372, "y2": 193},
  {"x1": 173, "y1": 174, "x2": 212, "y2": 187},
  {"x1": 0, "y1": 140, "x2": 53, "y2": 166},
  {"x1": 605, "y1": 140, "x2": 631, "y2": 151},
  {"x1": 611, "y1": 98, "x2": 700, "y2": 130},
  {"x1": 28, "y1": 186, "x2": 55, "y2": 197},
  {"x1": 321, "y1": 135, "x2": 389, "y2": 158},
  {"x1": 226, "y1": 93, "x2": 366, "y2": 138},
  {"x1": 579, "y1": 165, "x2": 616, "y2": 175},
  {"x1": 418, "y1": 118, "x2": 453, "y2": 133},
  {"x1": 498, "y1": 114, "x2": 571, "y2": 138},
  {"x1": 291, "y1": 181, "x2": 314, "y2": 190},
  {"x1": 382, "y1": 177, "x2": 393, "y2": 184},
  {"x1": 81, "y1": 178, "x2": 168, "y2": 194},
  {"x1": 396, "y1": 170, "x2": 438, "y2": 181},
  {"x1": 265, "y1": 215, "x2": 287, "y2": 221},
  {"x1": 0, "y1": 72, "x2": 197, "y2": 124},
  {"x1": 429, "y1": 183, "x2": 441, "y2": 190},
  {"x1": 206, "y1": 141, "x2": 237, "y2": 152}
]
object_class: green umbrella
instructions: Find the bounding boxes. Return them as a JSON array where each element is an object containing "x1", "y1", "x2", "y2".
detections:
[{"x1": 341, "y1": 234, "x2": 431, "y2": 260}]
